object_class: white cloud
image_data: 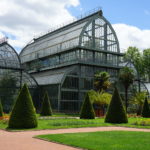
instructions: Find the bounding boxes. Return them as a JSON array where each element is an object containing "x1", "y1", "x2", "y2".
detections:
[
  {"x1": 0, "y1": 0, "x2": 79, "y2": 52},
  {"x1": 0, "y1": 32, "x2": 4, "y2": 38},
  {"x1": 0, "y1": 0, "x2": 150, "y2": 54},
  {"x1": 113, "y1": 24, "x2": 150, "y2": 52}
]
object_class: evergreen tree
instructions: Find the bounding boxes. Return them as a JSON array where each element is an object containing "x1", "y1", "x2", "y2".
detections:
[
  {"x1": 80, "y1": 93, "x2": 95, "y2": 119},
  {"x1": 119, "y1": 67, "x2": 135, "y2": 112},
  {"x1": 0, "y1": 100, "x2": 3, "y2": 117},
  {"x1": 105, "y1": 87, "x2": 128, "y2": 123},
  {"x1": 8, "y1": 84, "x2": 38, "y2": 128},
  {"x1": 141, "y1": 98, "x2": 150, "y2": 118},
  {"x1": 40, "y1": 91, "x2": 52, "y2": 116}
]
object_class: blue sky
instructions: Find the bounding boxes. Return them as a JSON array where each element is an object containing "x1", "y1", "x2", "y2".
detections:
[
  {"x1": 69, "y1": 0, "x2": 150, "y2": 29},
  {"x1": 0, "y1": 0, "x2": 150, "y2": 52}
]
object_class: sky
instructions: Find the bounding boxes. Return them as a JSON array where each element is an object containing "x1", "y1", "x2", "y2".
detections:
[{"x1": 0, "y1": 0, "x2": 150, "y2": 53}]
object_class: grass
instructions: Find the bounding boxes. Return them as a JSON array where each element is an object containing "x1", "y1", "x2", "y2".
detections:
[
  {"x1": 38, "y1": 113, "x2": 79, "y2": 118},
  {"x1": 37, "y1": 131, "x2": 150, "y2": 150},
  {"x1": 1, "y1": 115, "x2": 150, "y2": 131}
]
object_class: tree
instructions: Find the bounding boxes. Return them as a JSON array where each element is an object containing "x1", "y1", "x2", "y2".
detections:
[
  {"x1": 94, "y1": 71, "x2": 111, "y2": 93},
  {"x1": 40, "y1": 91, "x2": 52, "y2": 116},
  {"x1": 124, "y1": 47, "x2": 143, "y2": 78},
  {"x1": 0, "y1": 100, "x2": 3, "y2": 117},
  {"x1": 141, "y1": 98, "x2": 150, "y2": 118},
  {"x1": 143, "y1": 49, "x2": 150, "y2": 82},
  {"x1": 8, "y1": 84, "x2": 37, "y2": 129},
  {"x1": 80, "y1": 93, "x2": 95, "y2": 119},
  {"x1": 119, "y1": 67, "x2": 135, "y2": 112},
  {"x1": 0, "y1": 73, "x2": 17, "y2": 113},
  {"x1": 124, "y1": 47, "x2": 150, "y2": 82},
  {"x1": 89, "y1": 90, "x2": 112, "y2": 106},
  {"x1": 130, "y1": 92, "x2": 147, "y2": 115},
  {"x1": 105, "y1": 87, "x2": 128, "y2": 123},
  {"x1": 88, "y1": 90, "x2": 112, "y2": 116}
]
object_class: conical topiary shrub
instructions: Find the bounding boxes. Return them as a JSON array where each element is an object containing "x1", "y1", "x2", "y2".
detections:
[
  {"x1": 142, "y1": 98, "x2": 150, "y2": 118},
  {"x1": 8, "y1": 84, "x2": 38, "y2": 128},
  {"x1": 80, "y1": 93, "x2": 95, "y2": 119},
  {"x1": 40, "y1": 91, "x2": 52, "y2": 116},
  {"x1": 0, "y1": 100, "x2": 3, "y2": 117},
  {"x1": 105, "y1": 87, "x2": 128, "y2": 123}
]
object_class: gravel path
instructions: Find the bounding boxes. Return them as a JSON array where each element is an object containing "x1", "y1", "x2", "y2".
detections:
[{"x1": 1, "y1": 127, "x2": 150, "y2": 150}]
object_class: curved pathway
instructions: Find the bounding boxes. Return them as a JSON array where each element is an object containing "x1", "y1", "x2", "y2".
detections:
[{"x1": 1, "y1": 127, "x2": 150, "y2": 150}]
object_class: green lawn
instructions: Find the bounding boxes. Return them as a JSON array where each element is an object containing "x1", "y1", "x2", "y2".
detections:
[
  {"x1": 37, "y1": 131, "x2": 150, "y2": 150},
  {"x1": 1, "y1": 116, "x2": 150, "y2": 131},
  {"x1": 38, "y1": 113, "x2": 79, "y2": 118}
]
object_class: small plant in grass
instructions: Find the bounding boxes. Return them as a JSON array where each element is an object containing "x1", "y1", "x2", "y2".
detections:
[
  {"x1": 80, "y1": 93, "x2": 95, "y2": 119},
  {"x1": 0, "y1": 100, "x2": 3, "y2": 118},
  {"x1": 132, "y1": 118, "x2": 150, "y2": 126},
  {"x1": 40, "y1": 91, "x2": 52, "y2": 116},
  {"x1": 8, "y1": 84, "x2": 38, "y2": 128},
  {"x1": 105, "y1": 87, "x2": 128, "y2": 123},
  {"x1": 141, "y1": 98, "x2": 150, "y2": 118}
]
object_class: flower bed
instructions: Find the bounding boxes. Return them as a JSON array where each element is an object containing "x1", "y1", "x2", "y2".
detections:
[{"x1": 132, "y1": 118, "x2": 150, "y2": 126}]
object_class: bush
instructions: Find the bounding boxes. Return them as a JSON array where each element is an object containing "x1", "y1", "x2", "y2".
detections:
[
  {"x1": 80, "y1": 93, "x2": 95, "y2": 119},
  {"x1": 141, "y1": 98, "x2": 150, "y2": 118},
  {"x1": 0, "y1": 100, "x2": 3, "y2": 117},
  {"x1": 105, "y1": 87, "x2": 128, "y2": 123},
  {"x1": 132, "y1": 118, "x2": 150, "y2": 126},
  {"x1": 40, "y1": 91, "x2": 52, "y2": 116},
  {"x1": 8, "y1": 84, "x2": 38, "y2": 128}
]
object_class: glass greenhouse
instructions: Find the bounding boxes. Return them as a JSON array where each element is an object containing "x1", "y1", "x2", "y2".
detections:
[
  {"x1": 0, "y1": 38, "x2": 38, "y2": 112},
  {"x1": 20, "y1": 10, "x2": 124, "y2": 112}
]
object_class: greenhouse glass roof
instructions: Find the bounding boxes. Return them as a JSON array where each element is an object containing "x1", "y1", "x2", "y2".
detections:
[
  {"x1": 32, "y1": 66, "x2": 76, "y2": 85},
  {"x1": 0, "y1": 41, "x2": 20, "y2": 69},
  {"x1": 20, "y1": 9, "x2": 120, "y2": 64},
  {"x1": 0, "y1": 40, "x2": 38, "y2": 88}
]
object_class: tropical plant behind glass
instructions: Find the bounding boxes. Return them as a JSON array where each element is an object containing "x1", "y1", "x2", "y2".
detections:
[
  {"x1": 94, "y1": 71, "x2": 111, "y2": 93},
  {"x1": 119, "y1": 66, "x2": 135, "y2": 112},
  {"x1": 130, "y1": 91, "x2": 147, "y2": 115}
]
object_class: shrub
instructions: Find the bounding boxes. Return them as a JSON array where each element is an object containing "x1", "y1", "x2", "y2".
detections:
[
  {"x1": 141, "y1": 98, "x2": 150, "y2": 118},
  {"x1": 8, "y1": 84, "x2": 38, "y2": 128},
  {"x1": 132, "y1": 118, "x2": 150, "y2": 126},
  {"x1": 80, "y1": 93, "x2": 95, "y2": 119},
  {"x1": 105, "y1": 87, "x2": 128, "y2": 123},
  {"x1": 0, "y1": 100, "x2": 3, "y2": 117},
  {"x1": 40, "y1": 91, "x2": 52, "y2": 116}
]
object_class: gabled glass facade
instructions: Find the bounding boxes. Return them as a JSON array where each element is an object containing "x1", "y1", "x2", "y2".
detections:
[{"x1": 20, "y1": 10, "x2": 123, "y2": 112}]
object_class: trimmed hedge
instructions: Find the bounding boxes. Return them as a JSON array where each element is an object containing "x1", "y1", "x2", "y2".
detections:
[
  {"x1": 0, "y1": 100, "x2": 3, "y2": 117},
  {"x1": 40, "y1": 91, "x2": 52, "y2": 116},
  {"x1": 105, "y1": 87, "x2": 128, "y2": 123},
  {"x1": 80, "y1": 93, "x2": 95, "y2": 119},
  {"x1": 142, "y1": 98, "x2": 150, "y2": 118},
  {"x1": 8, "y1": 84, "x2": 38, "y2": 128}
]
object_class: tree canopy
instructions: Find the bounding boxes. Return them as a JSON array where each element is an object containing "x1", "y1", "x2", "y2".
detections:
[
  {"x1": 124, "y1": 47, "x2": 150, "y2": 82},
  {"x1": 0, "y1": 73, "x2": 17, "y2": 113},
  {"x1": 143, "y1": 49, "x2": 150, "y2": 81},
  {"x1": 88, "y1": 90, "x2": 112, "y2": 105},
  {"x1": 94, "y1": 71, "x2": 111, "y2": 93},
  {"x1": 119, "y1": 66, "x2": 135, "y2": 111}
]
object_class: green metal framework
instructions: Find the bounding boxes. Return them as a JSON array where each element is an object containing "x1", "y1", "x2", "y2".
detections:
[
  {"x1": 20, "y1": 10, "x2": 123, "y2": 112},
  {"x1": 0, "y1": 40, "x2": 38, "y2": 112}
]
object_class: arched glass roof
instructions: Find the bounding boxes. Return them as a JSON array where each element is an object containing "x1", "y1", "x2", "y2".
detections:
[
  {"x1": 0, "y1": 41, "x2": 38, "y2": 88},
  {"x1": 32, "y1": 66, "x2": 76, "y2": 85},
  {"x1": 0, "y1": 42, "x2": 20, "y2": 69},
  {"x1": 80, "y1": 14, "x2": 119, "y2": 53},
  {"x1": 20, "y1": 10, "x2": 120, "y2": 63}
]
